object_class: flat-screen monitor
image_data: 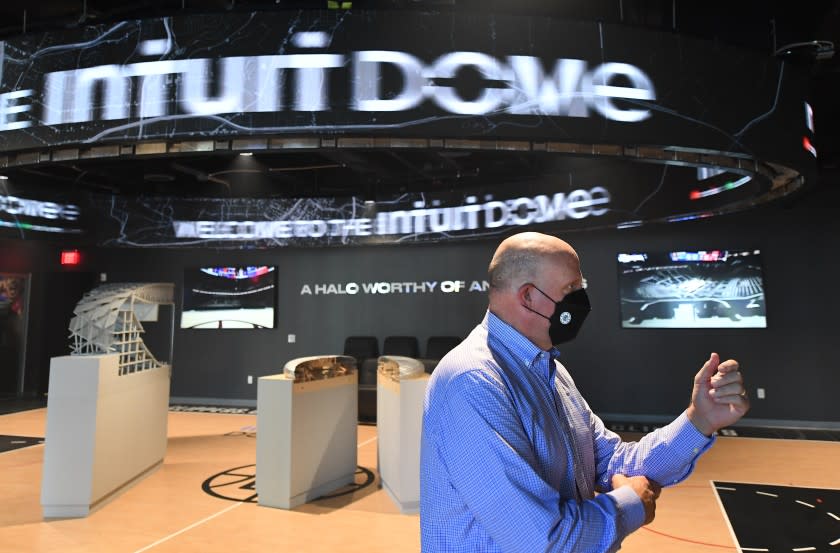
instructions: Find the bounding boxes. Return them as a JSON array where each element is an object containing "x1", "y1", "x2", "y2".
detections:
[
  {"x1": 181, "y1": 266, "x2": 276, "y2": 329},
  {"x1": 617, "y1": 250, "x2": 767, "y2": 328}
]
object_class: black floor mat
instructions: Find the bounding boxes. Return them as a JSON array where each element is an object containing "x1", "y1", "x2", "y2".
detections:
[
  {"x1": 605, "y1": 420, "x2": 840, "y2": 441},
  {"x1": 0, "y1": 435, "x2": 43, "y2": 453},
  {"x1": 0, "y1": 397, "x2": 47, "y2": 415},
  {"x1": 713, "y1": 481, "x2": 840, "y2": 552}
]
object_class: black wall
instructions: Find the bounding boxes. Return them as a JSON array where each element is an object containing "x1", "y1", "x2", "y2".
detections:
[
  {"x1": 0, "y1": 240, "x2": 97, "y2": 395},
  {"x1": 87, "y1": 242, "x2": 493, "y2": 402},
  {"x1": 3, "y1": 183, "x2": 838, "y2": 424}
]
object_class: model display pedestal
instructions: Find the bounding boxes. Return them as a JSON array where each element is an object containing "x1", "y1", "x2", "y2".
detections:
[
  {"x1": 376, "y1": 356, "x2": 429, "y2": 514},
  {"x1": 40, "y1": 354, "x2": 170, "y2": 518},
  {"x1": 256, "y1": 356, "x2": 358, "y2": 509}
]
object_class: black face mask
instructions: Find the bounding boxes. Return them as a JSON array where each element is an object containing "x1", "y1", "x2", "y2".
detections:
[{"x1": 524, "y1": 285, "x2": 591, "y2": 346}]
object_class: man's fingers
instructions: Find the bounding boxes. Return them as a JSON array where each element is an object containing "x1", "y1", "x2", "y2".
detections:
[
  {"x1": 710, "y1": 394, "x2": 750, "y2": 407},
  {"x1": 650, "y1": 480, "x2": 662, "y2": 499},
  {"x1": 711, "y1": 369, "x2": 743, "y2": 387},
  {"x1": 611, "y1": 474, "x2": 662, "y2": 497},
  {"x1": 695, "y1": 352, "x2": 719, "y2": 384},
  {"x1": 716, "y1": 359, "x2": 740, "y2": 374},
  {"x1": 611, "y1": 474, "x2": 628, "y2": 488},
  {"x1": 710, "y1": 369, "x2": 745, "y2": 403},
  {"x1": 709, "y1": 382, "x2": 745, "y2": 397}
]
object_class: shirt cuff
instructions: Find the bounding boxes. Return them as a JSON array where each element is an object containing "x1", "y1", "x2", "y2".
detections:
[
  {"x1": 673, "y1": 410, "x2": 716, "y2": 451},
  {"x1": 608, "y1": 485, "x2": 646, "y2": 537}
]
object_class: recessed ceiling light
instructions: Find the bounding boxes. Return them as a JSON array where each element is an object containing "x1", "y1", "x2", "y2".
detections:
[
  {"x1": 144, "y1": 173, "x2": 176, "y2": 183},
  {"x1": 0, "y1": 175, "x2": 8, "y2": 180},
  {"x1": 239, "y1": 152, "x2": 254, "y2": 156}
]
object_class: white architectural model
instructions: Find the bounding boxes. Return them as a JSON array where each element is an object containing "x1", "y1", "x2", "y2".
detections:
[
  {"x1": 42, "y1": 282, "x2": 174, "y2": 517},
  {"x1": 257, "y1": 356, "x2": 358, "y2": 509},
  {"x1": 68, "y1": 283, "x2": 174, "y2": 375},
  {"x1": 377, "y1": 356, "x2": 429, "y2": 514}
]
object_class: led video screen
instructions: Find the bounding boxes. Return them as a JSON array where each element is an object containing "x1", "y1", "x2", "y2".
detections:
[
  {"x1": 181, "y1": 266, "x2": 276, "y2": 329},
  {"x1": 617, "y1": 250, "x2": 767, "y2": 328}
]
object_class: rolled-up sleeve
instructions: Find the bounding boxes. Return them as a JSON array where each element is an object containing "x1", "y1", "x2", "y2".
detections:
[{"x1": 592, "y1": 410, "x2": 715, "y2": 491}]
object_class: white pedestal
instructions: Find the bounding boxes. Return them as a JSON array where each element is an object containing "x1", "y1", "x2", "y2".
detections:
[
  {"x1": 256, "y1": 368, "x2": 358, "y2": 509},
  {"x1": 377, "y1": 370, "x2": 429, "y2": 514},
  {"x1": 40, "y1": 354, "x2": 170, "y2": 518}
]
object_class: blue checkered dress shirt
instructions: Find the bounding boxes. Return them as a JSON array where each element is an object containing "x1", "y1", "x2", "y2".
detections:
[{"x1": 420, "y1": 311, "x2": 713, "y2": 552}]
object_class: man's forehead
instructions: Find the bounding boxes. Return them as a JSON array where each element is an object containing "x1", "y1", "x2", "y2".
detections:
[
  {"x1": 542, "y1": 251, "x2": 580, "y2": 272},
  {"x1": 538, "y1": 257, "x2": 583, "y2": 290}
]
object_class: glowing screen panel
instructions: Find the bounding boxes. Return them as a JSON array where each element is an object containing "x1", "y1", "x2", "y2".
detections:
[
  {"x1": 617, "y1": 250, "x2": 767, "y2": 328},
  {"x1": 181, "y1": 266, "x2": 276, "y2": 329}
]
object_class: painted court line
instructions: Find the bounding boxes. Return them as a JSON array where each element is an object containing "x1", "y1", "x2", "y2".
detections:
[
  {"x1": 795, "y1": 500, "x2": 815, "y2": 508},
  {"x1": 715, "y1": 486, "x2": 736, "y2": 491},
  {"x1": 710, "y1": 481, "x2": 742, "y2": 552},
  {"x1": 755, "y1": 491, "x2": 778, "y2": 498},
  {"x1": 792, "y1": 547, "x2": 816, "y2": 552},
  {"x1": 135, "y1": 434, "x2": 377, "y2": 551},
  {"x1": 358, "y1": 436, "x2": 377, "y2": 448},
  {"x1": 133, "y1": 501, "x2": 243, "y2": 553},
  {"x1": 829, "y1": 512, "x2": 840, "y2": 521},
  {"x1": 830, "y1": 537, "x2": 840, "y2": 546},
  {"x1": 740, "y1": 548, "x2": 769, "y2": 552},
  {"x1": 0, "y1": 442, "x2": 44, "y2": 456}
]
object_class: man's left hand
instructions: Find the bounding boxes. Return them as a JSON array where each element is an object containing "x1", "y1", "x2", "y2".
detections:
[{"x1": 686, "y1": 352, "x2": 750, "y2": 436}]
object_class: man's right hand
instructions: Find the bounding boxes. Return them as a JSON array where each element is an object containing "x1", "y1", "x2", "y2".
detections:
[{"x1": 611, "y1": 474, "x2": 661, "y2": 525}]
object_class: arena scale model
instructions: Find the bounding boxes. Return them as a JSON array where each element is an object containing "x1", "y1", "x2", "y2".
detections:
[
  {"x1": 68, "y1": 283, "x2": 175, "y2": 373},
  {"x1": 42, "y1": 282, "x2": 175, "y2": 518}
]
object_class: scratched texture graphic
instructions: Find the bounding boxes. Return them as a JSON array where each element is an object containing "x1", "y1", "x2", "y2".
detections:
[
  {"x1": 0, "y1": 10, "x2": 815, "y2": 248},
  {"x1": 0, "y1": 11, "x2": 812, "y2": 157}
]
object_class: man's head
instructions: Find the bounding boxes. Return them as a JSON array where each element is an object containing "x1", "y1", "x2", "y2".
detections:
[{"x1": 488, "y1": 232, "x2": 585, "y2": 350}]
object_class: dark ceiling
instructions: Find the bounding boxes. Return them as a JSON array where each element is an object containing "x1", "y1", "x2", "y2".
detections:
[
  {"x1": 12, "y1": 148, "x2": 545, "y2": 198},
  {"x1": 1, "y1": 0, "x2": 839, "y2": 200}
]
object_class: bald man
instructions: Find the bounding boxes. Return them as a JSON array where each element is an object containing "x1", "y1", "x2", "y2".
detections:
[{"x1": 420, "y1": 232, "x2": 749, "y2": 553}]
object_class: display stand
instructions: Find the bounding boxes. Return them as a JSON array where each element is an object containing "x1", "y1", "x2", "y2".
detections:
[
  {"x1": 40, "y1": 354, "x2": 170, "y2": 518},
  {"x1": 256, "y1": 355, "x2": 358, "y2": 509},
  {"x1": 376, "y1": 356, "x2": 429, "y2": 514}
]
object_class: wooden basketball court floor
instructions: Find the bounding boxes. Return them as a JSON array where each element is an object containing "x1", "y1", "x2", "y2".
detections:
[{"x1": 1, "y1": 408, "x2": 838, "y2": 553}]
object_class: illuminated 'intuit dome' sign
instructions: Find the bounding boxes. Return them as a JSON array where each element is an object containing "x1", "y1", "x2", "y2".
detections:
[
  {"x1": 6, "y1": 37, "x2": 654, "y2": 132},
  {"x1": 0, "y1": 11, "x2": 812, "y2": 159},
  {"x1": 171, "y1": 187, "x2": 609, "y2": 242},
  {"x1": 0, "y1": 10, "x2": 815, "y2": 247},
  {"x1": 0, "y1": 16, "x2": 659, "y2": 143}
]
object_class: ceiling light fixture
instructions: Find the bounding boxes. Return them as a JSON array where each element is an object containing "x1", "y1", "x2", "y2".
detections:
[{"x1": 239, "y1": 152, "x2": 254, "y2": 156}]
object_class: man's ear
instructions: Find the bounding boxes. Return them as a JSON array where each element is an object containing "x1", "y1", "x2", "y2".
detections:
[{"x1": 518, "y1": 283, "x2": 532, "y2": 305}]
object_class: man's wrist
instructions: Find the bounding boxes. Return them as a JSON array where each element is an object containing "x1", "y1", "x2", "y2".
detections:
[
  {"x1": 608, "y1": 485, "x2": 646, "y2": 536},
  {"x1": 686, "y1": 405, "x2": 715, "y2": 437}
]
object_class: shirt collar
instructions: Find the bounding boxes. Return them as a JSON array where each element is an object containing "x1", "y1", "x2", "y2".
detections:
[{"x1": 485, "y1": 310, "x2": 560, "y2": 381}]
